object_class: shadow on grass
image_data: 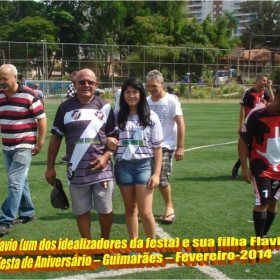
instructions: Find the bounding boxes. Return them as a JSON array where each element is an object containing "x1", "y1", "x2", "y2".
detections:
[
  {"x1": 38, "y1": 212, "x2": 126, "y2": 225},
  {"x1": 31, "y1": 160, "x2": 66, "y2": 166},
  {"x1": 173, "y1": 175, "x2": 240, "y2": 182}
]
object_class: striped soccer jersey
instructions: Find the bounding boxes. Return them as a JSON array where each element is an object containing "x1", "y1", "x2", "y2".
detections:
[
  {"x1": 240, "y1": 103, "x2": 280, "y2": 179},
  {"x1": 240, "y1": 87, "x2": 269, "y2": 116},
  {"x1": 51, "y1": 96, "x2": 115, "y2": 187},
  {"x1": 0, "y1": 83, "x2": 45, "y2": 150}
]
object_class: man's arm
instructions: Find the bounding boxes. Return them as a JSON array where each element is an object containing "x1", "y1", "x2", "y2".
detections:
[
  {"x1": 238, "y1": 105, "x2": 246, "y2": 134},
  {"x1": 174, "y1": 115, "x2": 185, "y2": 161},
  {"x1": 238, "y1": 136, "x2": 251, "y2": 184},
  {"x1": 265, "y1": 80, "x2": 274, "y2": 102},
  {"x1": 45, "y1": 134, "x2": 62, "y2": 185},
  {"x1": 32, "y1": 117, "x2": 47, "y2": 155}
]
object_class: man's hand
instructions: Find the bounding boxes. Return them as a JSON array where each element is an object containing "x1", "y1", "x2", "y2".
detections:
[
  {"x1": 45, "y1": 168, "x2": 56, "y2": 185},
  {"x1": 265, "y1": 80, "x2": 272, "y2": 88},
  {"x1": 90, "y1": 153, "x2": 110, "y2": 171},
  {"x1": 32, "y1": 143, "x2": 43, "y2": 156},
  {"x1": 241, "y1": 166, "x2": 252, "y2": 184},
  {"x1": 238, "y1": 125, "x2": 242, "y2": 134},
  {"x1": 175, "y1": 147, "x2": 184, "y2": 161}
]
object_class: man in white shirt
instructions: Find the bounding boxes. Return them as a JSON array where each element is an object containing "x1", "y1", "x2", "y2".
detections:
[{"x1": 146, "y1": 70, "x2": 185, "y2": 224}]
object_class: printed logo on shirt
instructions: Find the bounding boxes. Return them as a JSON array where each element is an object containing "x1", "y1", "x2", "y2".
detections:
[
  {"x1": 67, "y1": 163, "x2": 75, "y2": 181},
  {"x1": 121, "y1": 140, "x2": 144, "y2": 145},
  {"x1": 71, "y1": 110, "x2": 81, "y2": 120},
  {"x1": 95, "y1": 110, "x2": 104, "y2": 121},
  {"x1": 272, "y1": 180, "x2": 280, "y2": 189},
  {"x1": 74, "y1": 137, "x2": 101, "y2": 145}
]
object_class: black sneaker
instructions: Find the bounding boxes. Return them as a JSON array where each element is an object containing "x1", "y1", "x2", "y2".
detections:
[
  {"x1": 12, "y1": 216, "x2": 35, "y2": 225},
  {"x1": 232, "y1": 167, "x2": 238, "y2": 179},
  {"x1": 0, "y1": 223, "x2": 11, "y2": 235}
]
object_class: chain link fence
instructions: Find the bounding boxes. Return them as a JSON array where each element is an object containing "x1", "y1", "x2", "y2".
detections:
[{"x1": 0, "y1": 41, "x2": 279, "y2": 101}]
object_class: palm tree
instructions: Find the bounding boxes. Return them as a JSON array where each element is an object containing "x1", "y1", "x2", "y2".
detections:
[{"x1": 224, "y1": 10, "x2": 239, "y2": 34}]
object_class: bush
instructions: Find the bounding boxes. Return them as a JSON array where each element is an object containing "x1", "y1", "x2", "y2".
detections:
[
  {"x1": 179, "y1": 83, "x2": 189, "y2": 97},
  {"x1": 209, "y1": 87, "x2": 221, "y2": 98},
  {"x1": 102, "y1": 92, "x2": 115, "y2": 99},
  {"x1": 191, "y1": 85, "x2": 208, "y2": 99},
  {"x1": 191, "y1": 91, "x2": 206, "y2": 99},
  {"x1": 220, "y1": 83, "x2": 245, "y2": 96}
]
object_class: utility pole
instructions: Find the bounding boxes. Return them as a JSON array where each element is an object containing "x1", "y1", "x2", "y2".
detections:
[{"x1": 41, "y1": 39, "x2": 46, "y2": 80}]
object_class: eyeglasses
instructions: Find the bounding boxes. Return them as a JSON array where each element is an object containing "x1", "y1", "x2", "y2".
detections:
[{"x1": 78, "y1": 80, "x2": 96, "y2": 86}]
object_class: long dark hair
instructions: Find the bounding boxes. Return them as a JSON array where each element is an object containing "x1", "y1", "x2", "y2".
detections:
[{"x1": 117, "y1": 77, "x2": 152, "y2": 130}]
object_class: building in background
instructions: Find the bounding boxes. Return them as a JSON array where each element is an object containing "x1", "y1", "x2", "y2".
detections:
[{"x1": 186, "y1": 0, "x2": 252, "y2": 37}]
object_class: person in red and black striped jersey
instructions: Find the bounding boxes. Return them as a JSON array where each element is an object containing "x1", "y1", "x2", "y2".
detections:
[
  {"x1": 232, "y1": 74, "x2": 274, "y2": 179},
  {"x1": 238, "y1": 87, "x2": 280, "y2": 238},
  {"x1": 0, "y1": 64, "x2": 47, "y2": 236}
]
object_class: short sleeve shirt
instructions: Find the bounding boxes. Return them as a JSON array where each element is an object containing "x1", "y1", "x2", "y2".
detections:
[
  {"x1": 51, "y1": 96, "x2": 115, "y2": 186},
  {"x1": 114, "y1": 110, "x2": 164, "y2": 161},
  {"x1": 0, "y1": 83, "x2": 45, "y2": 150},
  {"x1": 34, "y1": 89, "x2": 44, "y2": 99},
  {"x1": 240, "y1": 87, "x2": 269, "y2": 116},
  {"x1": 240, "y1": 103, "x2": 280, "y2": 179},
  {"x1": 147, "y1": 93, "x2": 183, "y2": 150}
]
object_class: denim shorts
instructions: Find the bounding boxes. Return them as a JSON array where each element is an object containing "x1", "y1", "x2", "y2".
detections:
[{"x1": 114, "y1": 158, "x2": 154, "y2": 186}]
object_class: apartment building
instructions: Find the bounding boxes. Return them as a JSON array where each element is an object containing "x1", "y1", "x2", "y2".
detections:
[{"x1": 186, "y1": 0, "x2": 252, "y2": 37}]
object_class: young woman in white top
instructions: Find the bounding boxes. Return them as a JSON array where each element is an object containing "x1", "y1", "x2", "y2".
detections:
[{"x1": 113, "y1": 77, "x2": 163, "y2": 240}]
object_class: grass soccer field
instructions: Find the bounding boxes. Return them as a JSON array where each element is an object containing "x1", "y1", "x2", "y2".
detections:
[{"x1": 0, "y1": 102, "x2": 279, "y2": 279}]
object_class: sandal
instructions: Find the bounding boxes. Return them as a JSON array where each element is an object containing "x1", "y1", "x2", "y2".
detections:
[{"x1": 159, "y1": 213, "x2": 176, "y2": 224}]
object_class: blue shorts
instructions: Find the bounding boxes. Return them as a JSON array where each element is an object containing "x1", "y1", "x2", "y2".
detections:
[{"x1": 114, "y1": 158, "x2": 154, "y2": 186}]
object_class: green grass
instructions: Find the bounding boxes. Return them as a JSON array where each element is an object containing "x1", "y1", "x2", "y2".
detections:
[{"x1": 0, "y1": 102, "x2": 279, "y2": 279}]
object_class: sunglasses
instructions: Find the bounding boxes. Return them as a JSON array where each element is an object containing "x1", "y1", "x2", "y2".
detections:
[{"x1": 78, "y1": 80, "x2": 96, "y2": 86}]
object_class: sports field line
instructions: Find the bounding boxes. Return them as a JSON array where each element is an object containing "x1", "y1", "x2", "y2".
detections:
[{"x1": 184, "y1": 141, "x2": 237, "y2": 152}]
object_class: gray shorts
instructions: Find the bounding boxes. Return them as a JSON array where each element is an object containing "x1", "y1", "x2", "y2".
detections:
[
  {"x1": 159, "y1": 148, "x2": 174, "y2": 187},
  {"x1": 69, "y1": 181, "x2": 114, "y2": 215}
]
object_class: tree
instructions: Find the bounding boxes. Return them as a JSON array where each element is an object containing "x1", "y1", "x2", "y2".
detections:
[
  {"x1": 240, "y1": 0, "x2": 280, "y2": 49},
  {"x1": 0, "y1": 1, "x2": 45, "y2": 25},
  {"x1": 42, "y1": 1, "x2": 89, "y2": 75},
  {"x1": 270, "y1": 62, "x2": 280, "y2": 85},
  {"x1": 1, "y1": 16, "x2": 59, "y2": 79},
  {"x1": 224, "y1": 10, "x2": 239, "y2": 34},
  {"x1": 3, "y1": 16, "x2": 58, "y2": 43},
  {"x1": 80, "y1": 1, "x2": 127, "y2": 84},
  {"x1": 0, "y1": 0, "x2": 242, "y2": 82}
]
